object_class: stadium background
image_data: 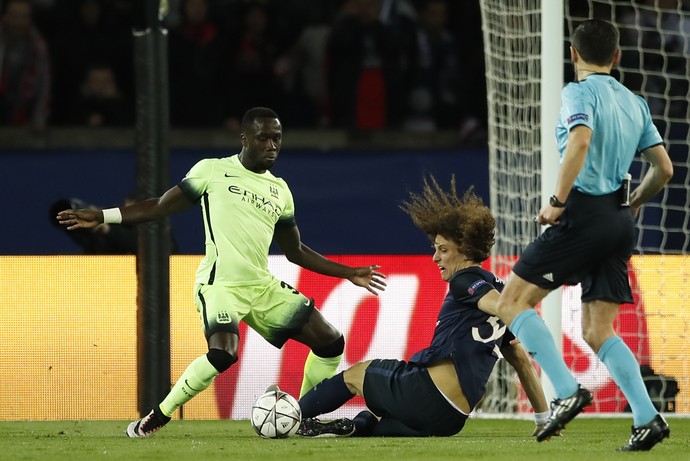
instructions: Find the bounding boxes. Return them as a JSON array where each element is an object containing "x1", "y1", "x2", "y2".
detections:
[
  {"x1": 1, "y1": 0, "x2": 688, "y2": 423},
  {"x1": 0, "y1": 144, "x2": 687, "y2": 420}
]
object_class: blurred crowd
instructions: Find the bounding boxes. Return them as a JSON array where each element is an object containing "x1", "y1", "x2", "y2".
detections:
[{"x1": 0, "y1": 0, "x2": 488, "y2": 142}]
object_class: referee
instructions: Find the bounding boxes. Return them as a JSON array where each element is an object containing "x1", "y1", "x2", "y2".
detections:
[{"x1": 495, "y1": 19, "x2": 673, "y2": 451}]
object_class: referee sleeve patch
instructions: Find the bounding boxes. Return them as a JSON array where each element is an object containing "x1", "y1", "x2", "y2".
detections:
[{"x1": 567, "y1": 113, "x2": 589, "y2": 124}]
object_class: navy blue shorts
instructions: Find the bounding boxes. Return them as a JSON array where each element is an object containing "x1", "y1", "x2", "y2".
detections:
[
  {"x1": 362, "y1": 359, "x2": 467, "y2": 437},
  {"x1": 512, "y1": 190, "x2": 634, "y2": 303}
]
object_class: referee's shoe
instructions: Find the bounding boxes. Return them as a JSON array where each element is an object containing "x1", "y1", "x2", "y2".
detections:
[
  {"x1": 536, "y1": 385, "x2": 593, "y2": 442},
  {"x1": 617, "y1": 414, "x2": 670, "y2": 451}
]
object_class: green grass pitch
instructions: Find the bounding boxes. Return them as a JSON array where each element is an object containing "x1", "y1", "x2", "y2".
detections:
[{"x1": 0, "y1": 417, "x2": 688, "y2": 461}]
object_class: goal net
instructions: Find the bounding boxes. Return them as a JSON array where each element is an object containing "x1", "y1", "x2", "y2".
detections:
[{"x1": 479, "y1": 0, "x2": 689, "y2": 416}]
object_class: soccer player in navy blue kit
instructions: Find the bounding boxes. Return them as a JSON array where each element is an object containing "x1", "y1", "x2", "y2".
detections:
[
  {"x1": 295, "y1": 176, "x2": 550, "y2": 437},
  {"x1": 494, "y1": 19, "x2": 674, "y2": 451}
]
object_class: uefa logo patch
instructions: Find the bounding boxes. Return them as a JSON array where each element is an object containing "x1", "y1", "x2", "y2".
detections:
[
  {"x1": 567, "y1": 113, "x2": 589, "y2": 124},
  {"x1": 468, "y1": 280, "x2": 488, "y2": 295}
]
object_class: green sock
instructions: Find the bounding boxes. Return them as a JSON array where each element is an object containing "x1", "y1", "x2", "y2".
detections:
[
  {"x1": 299, "y1": 351, "x2": 342, "y2": 398},
  {"x1": 159, "y1": 354, "x2": 219, "y2": 417}
]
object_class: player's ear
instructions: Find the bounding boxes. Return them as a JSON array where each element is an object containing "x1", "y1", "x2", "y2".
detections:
[
  {"x1": 611, "y1": 49, "x2": 621, "y2": 67},
  {"x1": 570, "y1": 46, "x2": 579, "y2": 63}
]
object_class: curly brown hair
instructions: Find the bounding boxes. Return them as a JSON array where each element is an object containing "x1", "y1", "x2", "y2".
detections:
[{"x1": 400, "y1": 175, "x2": 496, "y2": 262}]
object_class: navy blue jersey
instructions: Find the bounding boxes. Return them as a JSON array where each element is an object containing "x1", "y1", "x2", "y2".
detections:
[{"x1": 409, "y1": 266, "x2": 506, "y2": 410}]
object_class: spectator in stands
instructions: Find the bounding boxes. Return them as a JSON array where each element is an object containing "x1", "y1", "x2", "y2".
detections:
[
  {"x1": 50, "y1": 0, "x2": 133, "y2": 125},
  {"x1": 274, "y1": 19, "x2": 331, "y2": 127},
  {"x1": 444, "y1": 0, "x2": 487, "y2": 144},
  {"x1": 0, "y1": 0, "x2": 51, "y2": 130},
  {"x1": 224, "y1": 1, "x2": 283, "y2": 131},
  {"x1": 326, "y1": 0, "x2": 404, "y2": 130},
  {"x1": 66, "y1": 63, "x2": 133, "y2": 127},
  {"x1": 399, "y1": 0, "x2": 459, "y2": 132},
  {"x1": 168, "y1": 0, "x2": 229, "y2": 128}
]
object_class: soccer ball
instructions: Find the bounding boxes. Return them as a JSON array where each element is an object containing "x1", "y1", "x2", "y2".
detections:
[{"x1": 251, "y1": 387, "x2": 302, "y2": 438}]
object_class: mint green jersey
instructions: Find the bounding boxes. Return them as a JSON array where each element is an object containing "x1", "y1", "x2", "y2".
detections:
[{"x1": 179, "y1": 154, "x2": 295, "y2": 286}]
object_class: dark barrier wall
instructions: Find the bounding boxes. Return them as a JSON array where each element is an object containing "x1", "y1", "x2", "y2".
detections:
[{"x1": 3, "y1": 148, "x2": 489, "y2": 255}]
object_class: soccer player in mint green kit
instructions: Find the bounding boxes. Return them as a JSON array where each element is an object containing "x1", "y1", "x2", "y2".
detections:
[
  {"x1": 57, "y1": 107, "x2": 387, "y2": 437},
  {"x1": 494, "y1": 20, "x2": 673, "y2": 451}
]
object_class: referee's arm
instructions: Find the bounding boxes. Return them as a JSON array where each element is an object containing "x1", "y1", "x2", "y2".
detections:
[
  {"x1": 538, "y1": 125, "x2": 591, "y2": 226},
  {"x1": 554, "y1": 125, "x2": 592, "y2": 203},
  {"x1": 629, "y1": 144, "x2": 673, "y2": 214}
]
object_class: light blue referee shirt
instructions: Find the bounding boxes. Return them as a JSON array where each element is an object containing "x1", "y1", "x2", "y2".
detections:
[{"x1": 555, "y1": 73, "x2": 663, "y2": 195}]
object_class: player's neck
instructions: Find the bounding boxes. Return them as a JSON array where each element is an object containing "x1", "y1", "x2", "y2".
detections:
[
  {"x1": 459, "y1": 260, "x2": 480, "y2": 270},
  {"x1": 576, "y1": 63, "x2": 611, "y2": 81}
]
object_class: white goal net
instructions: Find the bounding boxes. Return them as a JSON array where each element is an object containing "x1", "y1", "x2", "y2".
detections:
[{"x1": 479, "y1": 0, "x2": 689, "y2": 416}]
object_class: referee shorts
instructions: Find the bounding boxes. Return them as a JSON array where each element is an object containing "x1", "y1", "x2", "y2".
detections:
[
  {"x1": 512, "y1": 190, "x2": 635, "y2": 303},
  {"x1": 362, "y1": 359, "x2": 467, "y2": 437}
]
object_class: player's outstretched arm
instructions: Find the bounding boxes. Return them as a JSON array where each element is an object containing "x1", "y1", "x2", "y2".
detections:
[
  {"x1": 273, "y1": 224, "x2": 386, "y2": 295},
  {"x1": 500, "y1": 340, "x2": 551, "y2": 435},
  {"x1": 57, "y1": 185, "x2": 194, "y2": 231}
]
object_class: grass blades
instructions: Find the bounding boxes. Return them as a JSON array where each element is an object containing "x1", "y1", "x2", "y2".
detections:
[{"x1": 0, "y1": 417, "x2": 688, "y2": 461}]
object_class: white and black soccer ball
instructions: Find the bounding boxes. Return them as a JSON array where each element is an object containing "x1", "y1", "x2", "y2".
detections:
[{"x1": 251, "y1": 388, "x2": 302, "y2": 438}]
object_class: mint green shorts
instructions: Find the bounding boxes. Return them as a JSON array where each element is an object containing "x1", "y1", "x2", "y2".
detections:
[{"x1": 194, "y1": 278, "x2": 313, "y2": 348}]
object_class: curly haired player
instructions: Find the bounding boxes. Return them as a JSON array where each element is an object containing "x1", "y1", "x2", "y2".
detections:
[{"x1": 294, "y1": 175, "x2": 550, "y2": 437}]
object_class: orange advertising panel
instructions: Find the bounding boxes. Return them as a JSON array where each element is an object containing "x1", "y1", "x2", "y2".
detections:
[
  {"x1": 0, "y1": 256, "x2": 138, "y2": 420},
  {"x1": 0, "y1": 255, "x2": 687, "y2": 420}
]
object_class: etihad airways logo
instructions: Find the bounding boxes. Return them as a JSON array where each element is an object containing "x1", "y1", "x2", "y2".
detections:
[{"x1": 228, "y1": 185, "x2": 282, "y2": 218}]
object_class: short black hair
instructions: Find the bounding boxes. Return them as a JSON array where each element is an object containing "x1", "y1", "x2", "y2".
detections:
[
  {"x1": 242, "y1": 107, "x2": 279, "y2": 130},
  {"x1": 571, "y1": 19, "x2": 619, "y2": 66}
]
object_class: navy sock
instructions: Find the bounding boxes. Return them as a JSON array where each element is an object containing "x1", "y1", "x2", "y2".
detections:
[
  {"x1": 353, "y1": 410, "x2": 378, "y2": 436},
  {"x1": 298, "y1": 372, "x2": 354, "y2": 418}
]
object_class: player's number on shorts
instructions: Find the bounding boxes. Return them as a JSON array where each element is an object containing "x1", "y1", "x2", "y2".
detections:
[
  {"x1": 280, "y1": 281, "x2": 300, "y2": 295},
  {"x1": 472, "y1": 316, "x2": 506, "y2": 344}
]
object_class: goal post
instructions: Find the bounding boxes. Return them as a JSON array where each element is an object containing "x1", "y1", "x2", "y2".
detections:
[
  {"x1": 479, "y1": 0, "x2": 689, "y2": 416},
  {"x1": 479, "y1": 0, "x2": 554, "y2": 414},
  {"x1": 539, "y1": 0, "x2": 563, "y2": 405}
]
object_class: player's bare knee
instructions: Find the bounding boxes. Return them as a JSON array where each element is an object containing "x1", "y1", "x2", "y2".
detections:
[
  {"x1": 312, "y1": 334, "x2": 344, "y2": 358},
  {"x1": 207, "y1": 348, "x2": 237, "y2": 373},
  {"x1": 343, "y1": 361, "x2": 370, "y2": 396},
  {"x1": 494, "y1": 297, "x2": 509, "y2": 317},
  {"x1": 582, "y1": 330, "x2": 609, "y2": 354},
  {"x1": 495, "y1": 297, "x2": 518, "y2": 325}
]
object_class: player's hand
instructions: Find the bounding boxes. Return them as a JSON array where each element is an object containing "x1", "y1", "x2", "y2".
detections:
[
  {"x1": 535, "y1": 204, "x2": 565, "y2": 226},
  {"x1": 630, "y1": 204, "x2": 641, "y2": 218},
  {"x1": 56, "y1": 208, "x2": 103, "y2": 230},
  {"x1": 349, "y1": 265, "x2": 387, "y2": 295}
]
